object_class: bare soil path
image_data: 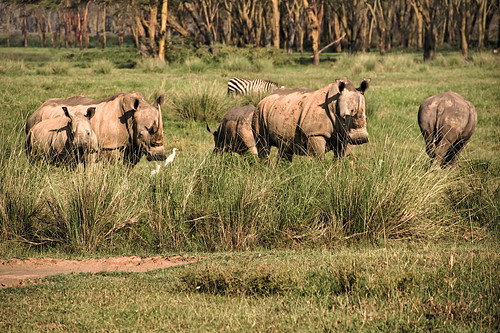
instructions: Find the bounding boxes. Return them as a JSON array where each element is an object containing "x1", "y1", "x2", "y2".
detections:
[{"x1": 0, "y1": 255, "x2": 199, "y2": 288}]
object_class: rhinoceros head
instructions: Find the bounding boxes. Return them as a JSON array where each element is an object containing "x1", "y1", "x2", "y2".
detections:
[
  {"x1": 122, "y1": 93, "x2": 166, "y2": 161},
  {"x1": 62, "y1": 106, "x2": 98, "y2": 150},
  {"x1": 327, "y1": 78, "x2": 370, "y2": 145},
  {"x1": 62, "y1": 106, "x2": 99, "y2": 162}
]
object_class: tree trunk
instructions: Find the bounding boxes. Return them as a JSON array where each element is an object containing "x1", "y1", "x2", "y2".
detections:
[
  {"x1": 148, "y1": 5, "x2": 158, "y2": 52},
  {"x1": 272, "y1": 0, "x2": 280, "y2": 48},
  {"x1": 410, "y1": 2, "x2": 423, "y2": 49},
  {"x1": 303, "y1": 0, "x2": 321, "y2": 65},
  {"x1": 23, "y1": 6, "x2": 28, "y2": 47},
  {"x1": 477, "y1": 0, "x2": 486, "y2": 48},
  {"x1": 102, "y1": 5, "x2": 106, "y2": 49},
  {"x1": 77, "y1": 9, "x2": 83, "y2": 50},
  {"x1": 459, "y1": 1, "x2": 468, "y2": 59},
  {"x1": 158, "y1": 0, "x2": 168, "y2": 61},
  {"x1": 5, "y1": 6, "x2": 11, "y2": 47},
  {"x1": 82, "y1": 1, "x2": 90, "y2": 49},
  {"x1": 423, "y1": 25, "x2": 435, "y2": 60},
  {"x1": 47, "y1": 11, "x2": 54, "y2": 48}
]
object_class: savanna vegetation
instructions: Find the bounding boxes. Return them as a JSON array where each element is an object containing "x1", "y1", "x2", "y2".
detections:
[{"x1": 0, "y1": 45, "x2": 498, "y2": 331}]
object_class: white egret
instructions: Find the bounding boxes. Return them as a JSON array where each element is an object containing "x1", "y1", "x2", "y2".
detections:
[
  {"x1": 150, "y1": 164, "x2": 161, "y2": 176},
  {"x1": 164, "y1": 148, "x2": 178, "y2": 166}
]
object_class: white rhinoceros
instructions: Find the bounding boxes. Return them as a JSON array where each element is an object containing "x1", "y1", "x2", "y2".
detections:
[
  {"x1": 418, "y1": 90, "x2": 477, "y2": 168},
  {"x1": 253, "y1": 78, "x2": 370, "y2": 161}
]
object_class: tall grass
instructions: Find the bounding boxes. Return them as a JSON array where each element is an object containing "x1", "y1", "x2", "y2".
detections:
[
  {"x1": 1, "y1": 133, "x2": 485, "y2": 253},
  {"x1": 170, "y1": 81, "x2": 233, "y2": 122},
  {"x1": 0, "y1": 48, "x2": 497, "y2": 254}
]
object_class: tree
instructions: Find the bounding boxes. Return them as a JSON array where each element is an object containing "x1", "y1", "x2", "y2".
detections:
[
  {"x1": 302, "y1": 0, "x2": 323, "y2": 65},
  {"x1": 272, "y1": 0, "x2": 280, "y2": 48},
  {"x1": 157, "y1": 0, "x2": 168, "y2": 61}
]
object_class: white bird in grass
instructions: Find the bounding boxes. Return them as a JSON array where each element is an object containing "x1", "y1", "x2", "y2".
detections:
[
  {"x1": 164, "y1": 148, "x2": 178, "y2": 166},
  {"x1": 150, "y1": 164, "x2": 161, "y2": 176}
]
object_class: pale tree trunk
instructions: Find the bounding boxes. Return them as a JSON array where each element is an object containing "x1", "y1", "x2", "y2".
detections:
[
  {"x1": 303, "y1": 0, "x2": 321, "y2": 65},
  {"x1": 47, "y1": 11, "x2": 54, "y2": 48},
  {"x1": 5, "y1": 5, "x2": 11, "y2": 47},
  {"x1": 102, "y1": 5, "x2": 106, "y2": 49},
  {"x1": 459, "y1": 0, "x2": 468, "y2": 59},
  {"x1": 477, "y1": 0, "x2": 487, "y2": 48},
  {"x1": 82, "y1": 1, "x2": 90, "y2": 49},
  {"x1": 158, "y1": 0, "x2": 168, "y2": 61},
  {"x1": 148, "y1": 5, "x2": 158, "y2": 51},
  {"x1": 77, "y1": 9, "x2": 83, "y2": 50},
  {"x1": 409, "y1": 1, "x2": 423, "y2": 49},
  {"x1": 272, "y1": 0, "x2": 280, "y2": 48},
  {"x1": 23, "y1": 6, "x2": 28, "y2": 47},
  {"x1": 223, "y1": 1, "x2": 232, "y2": 45},
  {"x1": 333, "y1": 12, "x2": 342, "y2": 51},
  {"x1": 297, "y1": 24, "x2": 304, "y2": 53}
]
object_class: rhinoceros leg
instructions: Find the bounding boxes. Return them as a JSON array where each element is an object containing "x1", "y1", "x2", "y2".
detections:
[
  {"x1": 420, "y1": 128, "x2": 436, "y2": 159},
  {"x1": 443, "y1": 137, "x2": 469, "y2": 167},
  {"x1": 278, "y1": 144, "x2": 294, "y2": 162},
  {"x1": 434, "y1": 127, "x2": 460, "y2": 168},
  {"x1": 307, "y1": 136, "x2": 326, "y2": 160}
]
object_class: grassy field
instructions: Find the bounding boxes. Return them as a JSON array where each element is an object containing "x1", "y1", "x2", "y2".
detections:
[{"x1": 0, "y1": 46, "x2": 498, "y2": 331}]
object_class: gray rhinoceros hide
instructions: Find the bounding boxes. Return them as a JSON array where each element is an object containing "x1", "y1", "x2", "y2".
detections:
[
  {"x1": 26, "y1": 106, "x2": 98, "y2": 165},
  {"x1": 418, "y1": 90, "x2": 477, "y2": 168},
  {"x1": 26, "y1": 92, "x2": 166, "y2": 166},
  {"x1": 207, "y1": 104, "x2": 257, "y2": 155},
  {"x1": 253, "y1": 78, "x2": 370, "y2": 161}
]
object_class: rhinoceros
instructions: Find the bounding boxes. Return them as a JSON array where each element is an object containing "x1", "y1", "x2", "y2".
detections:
[
  {"x1": 26, "y1": 106, "x2": 99, "y2": 165},
  {"x1": 26, "y1": 92, "x2": 166, "y2": 166},
  {"x1": 418, "y1": 91, "x2": 477, "y2": 168},
  {"x1": 252, "y1": 78, "x2": 370, "y2": 161},
  {"x1": 206, "y1": 104, "x2": 257, "y2": 155}
]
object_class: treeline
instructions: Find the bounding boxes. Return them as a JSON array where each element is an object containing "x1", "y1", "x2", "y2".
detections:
[{"x1": 1, "y1": 0, "x2": 499, "y2": 63}]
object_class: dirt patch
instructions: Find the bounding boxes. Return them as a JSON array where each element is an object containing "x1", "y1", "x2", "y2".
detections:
[{"x1": 0, "y1": 255, "x2": 199, "y2": 288}]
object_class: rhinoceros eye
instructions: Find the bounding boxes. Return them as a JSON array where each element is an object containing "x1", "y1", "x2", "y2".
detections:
[{"x1": 148, "y1": 123, "x2": 158, "y2": 135}]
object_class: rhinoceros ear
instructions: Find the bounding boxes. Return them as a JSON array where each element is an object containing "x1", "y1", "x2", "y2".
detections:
[
  {"x1": 62, "y1": 106, "x2": 70, "y2": 118},
  {"x1": 155, "y1": 94, "x2": 166, "y2": 107},
  {"x1": 357, "y1": 79, "x2": 370, "y2": 94},
  {"x1": 336, "y1": 79, "x2": 347, "y2": 94},
  {"x1": 122, "y1": 95, "x2": 140, "y2": 112},
  {"x1": 86, "y1": 107, "x2": 96, "y2": 119}
]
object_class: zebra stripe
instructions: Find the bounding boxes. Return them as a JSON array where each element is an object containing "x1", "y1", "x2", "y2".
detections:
[{"x1": 227, "y1": 77, "x2": 280, "y2": 95}]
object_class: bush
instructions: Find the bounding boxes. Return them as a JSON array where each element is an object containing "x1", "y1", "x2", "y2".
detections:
[
  {"x1": 184, "y1": 57, "x2": 209, "y2": 73},
  {"x1": 170, "y1": 81, "x2": 232, "y2": 122},
  {"x1": 36, "y1": 61, "x2": 70, "y2": 75},
  {"x1": 135, "y1": 57, "x2": 168, "y2": 73},
  {"x1": 91, "y1": 59, "x2": 114, "y2": 74}
]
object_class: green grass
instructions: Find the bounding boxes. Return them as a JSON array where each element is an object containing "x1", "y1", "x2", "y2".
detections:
[
  {"x1": 0, "y1": 244, "x2": 498, "y2": 332},
  {"x1": 0, "y1": 46, "x2": 498, "y2": 330}
]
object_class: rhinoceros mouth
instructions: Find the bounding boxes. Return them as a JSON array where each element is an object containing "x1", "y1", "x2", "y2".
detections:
[
  {"x1": 348, "y1": 129, "x2": 369, "y2": 145},
  {"x1": 145, "y1": 145, "x2": 167, "y2": 161}
]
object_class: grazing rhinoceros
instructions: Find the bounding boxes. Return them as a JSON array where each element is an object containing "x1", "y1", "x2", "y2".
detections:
[
  {"x1": 252, "y1": 78, "x2": 370, "y2": 161},
  {"x1": 206, "y1": 104, "x2": 258, "y2": 155},
  {"x1": 26, "y1": 106, "x2": 99, "y2": 165},
  {"x1": 26, "y1": 92, "x2": 166, "y2": 166},
  {"x1": 418, "y1": 91, "x2": 477, "y2": 168}
]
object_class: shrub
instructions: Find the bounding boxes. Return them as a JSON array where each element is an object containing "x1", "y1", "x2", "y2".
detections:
[
  {"x1": 135, "y1": 57, "x2": 168, "y2": 73},
  {"x1": 91, "y1": 59, "x2": 114, "y2": 74},
  {"x1": 170, "y1": 81, "x2": 232, "y2": 122},
  {"x1": 220, "y1": 55, "x2": 255, "y2": 72},
  {"x1": 0, "y1": 60, "x2": 29, "y2": 75},
  {"x1": 184, "y1": 57, "x2": 209, "y2": 73},
  {"x1": 36, "y1": 61, "x2": 70, "y2": 75}
]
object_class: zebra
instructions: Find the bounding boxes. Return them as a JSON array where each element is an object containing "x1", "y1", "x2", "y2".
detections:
[{"x1": 227, "y1": 77, "x2": 281, "y2": 95}]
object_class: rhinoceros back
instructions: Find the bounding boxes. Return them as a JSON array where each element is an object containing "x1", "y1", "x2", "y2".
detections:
[{"x1": 255, "y1": 86, "x2": 333, "y2": 145}]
